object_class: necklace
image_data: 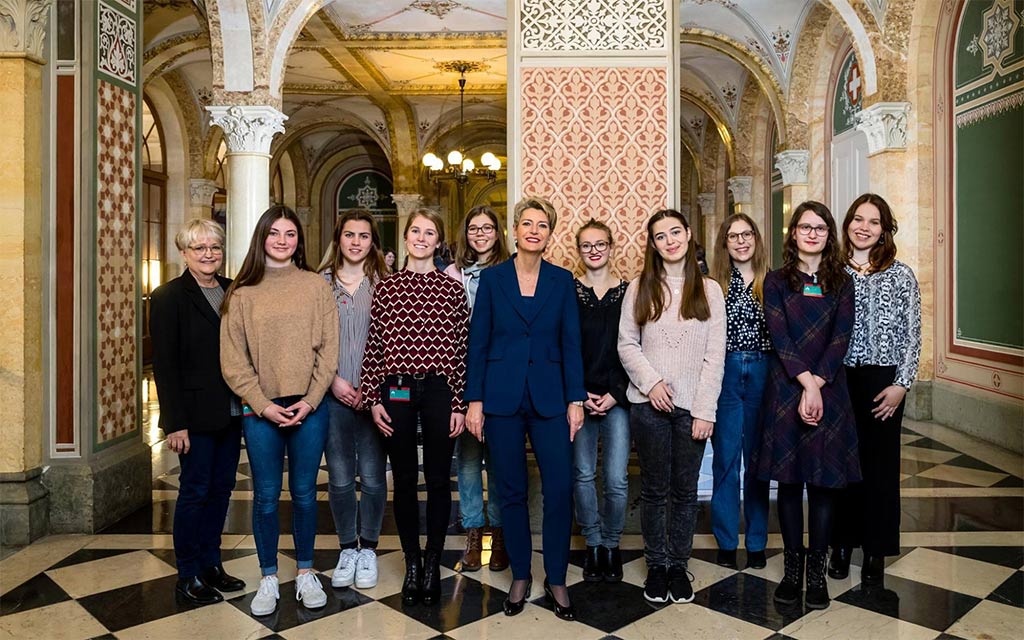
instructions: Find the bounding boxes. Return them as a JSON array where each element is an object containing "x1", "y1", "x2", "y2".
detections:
[{"x1": 849, "y1": 258, "x2": 870, "y2": 273}]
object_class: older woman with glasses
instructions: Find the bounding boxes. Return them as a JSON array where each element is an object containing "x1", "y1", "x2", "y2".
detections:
[{"x1": 150, "y1": 219, "x2": 245, "y2": 606}]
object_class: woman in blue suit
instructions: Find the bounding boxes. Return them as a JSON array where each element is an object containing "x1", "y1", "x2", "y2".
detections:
[{"x1": 466, "y1": 196, "x2": 586, "y2": 621}]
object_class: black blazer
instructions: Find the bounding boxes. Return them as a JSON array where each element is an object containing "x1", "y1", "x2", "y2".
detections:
[{"x1": 149, "y1": 269, "x2": 236, "y2": 434}]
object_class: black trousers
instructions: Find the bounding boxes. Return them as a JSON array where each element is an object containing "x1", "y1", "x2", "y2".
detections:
[
  {"x1": 831, "y1": 365, "x2": 903, "y2": 556},
  {"x1": 379, "y1": 374, "x2": 456, "y2": 556}
]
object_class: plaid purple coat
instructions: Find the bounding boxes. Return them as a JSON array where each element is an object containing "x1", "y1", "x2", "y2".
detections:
[{"x1": 754, "y1": 270, "x2": 862, "y2": 488}]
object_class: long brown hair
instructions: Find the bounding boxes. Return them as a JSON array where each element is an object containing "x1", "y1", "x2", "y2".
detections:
[
  {"x1": 634, "y1": 209, "x2": 710, "y2": 325},
  {"x1": 841, "y1": 193, "x2": 898, "y2": 273},
  {"x1": 454, "y1": 205, "x2": 510, "y2": 269},
  {"x1": 712, "y1": 213, "x2": 768, "y2": 303},
  {"x1": 781, "y1": 201, "x2": 848, "y2": 294},
  {"x1": 318, "y1": 209, "x2": 389, "y2": 282},
  {"x1": 222, "y1": 205, "x2": 310, "y2": 313}
]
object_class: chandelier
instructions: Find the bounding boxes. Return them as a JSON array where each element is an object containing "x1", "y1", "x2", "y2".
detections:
[{"x1": 422, "y1": 61, "x2": 501, "y2": 185}]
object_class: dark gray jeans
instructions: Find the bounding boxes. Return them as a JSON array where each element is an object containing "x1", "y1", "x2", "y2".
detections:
[{"x1": 631, "y1": 403, "x2": 706, "y2": 570}]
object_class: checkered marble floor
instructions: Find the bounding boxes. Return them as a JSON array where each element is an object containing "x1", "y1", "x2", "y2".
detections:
[{"x1": 0, "y1": 378, "x2": 1020, "y2": 639}]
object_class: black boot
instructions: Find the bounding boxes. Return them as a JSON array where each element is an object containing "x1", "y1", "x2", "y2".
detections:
[
  {"x1": 773, "y1": 548, "x2": 804, "y2": 605},
  {"x1": 201, "y1": 564, "x2": 245, "y2": 592},
  {"x1": 603, "y1": 546, "x2": 623, "y2": 582},
  {"x1": 175, "y1": 576, "x2": 223, "y2": 605},
  {"x1": 401, "y1": 553, "x2": 422, "y2": 605},
  {"x1": 421, "y1": 550, "x2": 442, "y2": 606},
  {"x1": 861, "y1": 554, "x2": 885, "y2": 584},
  {"x1": 805, "y1": 550, "x2": 830, "y2": 609},
  {"x1": 582, "y1": 545, "x2": 604, "y2": 582},
  {"x1": 827, "y1": 547, "x2": 852, "y2": 580}
]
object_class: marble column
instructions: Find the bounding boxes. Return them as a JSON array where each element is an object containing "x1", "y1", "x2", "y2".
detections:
[
  {"x1": 207, "y1": 105, "x2": 287, "y2": 275},
  {"x1": 856, "y1": 103, "x2": 912, "y2": 208},
  {"x1": 775, "y1": 149, "x2": 810, "y2": 222},
  {"x1": 727, "y1": 176, "x2": 754, "y2": 213},
  {"x1": 391, "y1": 193, "x2": 422, "y2": 265},
  {"x1": 0, "y1": 0, "x2": 50, "y2": 545}
]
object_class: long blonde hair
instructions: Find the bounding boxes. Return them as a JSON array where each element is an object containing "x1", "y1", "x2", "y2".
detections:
[{"x1": 712, "y1": 213, "x2": 768, "y2": 303}]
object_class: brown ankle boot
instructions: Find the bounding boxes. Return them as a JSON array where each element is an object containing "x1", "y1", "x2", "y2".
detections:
[
  {"x1": 489, "y1": 527, "x2": 510, "y2": 571},
  {"x1": 462, "y1": 527, "x2": 483, "y2": 571}
]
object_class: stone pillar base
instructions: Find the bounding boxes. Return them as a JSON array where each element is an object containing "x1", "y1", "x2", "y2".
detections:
[
  {"x1": 0, "y1": 467, "x2": 49, "y2": 546},
  {"x1": 43, "y1": 440, "x2": 152, "y2": 533},
  {"x1": 931, "y1": 382, "x2": 1024, "y2": 454},
  {"x1": 905, "y1": 380, "x2": 933, "y2": 421}
]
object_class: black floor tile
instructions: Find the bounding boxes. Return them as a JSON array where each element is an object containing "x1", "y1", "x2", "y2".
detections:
[
  {"x1": 906, "y1": 438, "x2": 958, "y2": 453},
  {"x1": 689, "y1": 548, "x2": 782, "y2": 568},
  {"x1": 146, "y1": 547, "x2": 258, "y2": 570},
  {"x1": 542, "y1": 579, "x2": 653, "y2": 633},
  {"x1": 943, "y1": 454, "x2": 1012, "y2": 475},
  {"x1": 993, "y1": 475, "x2": 1024, "y2": 488},
  {"x1": 900, "y1": 458, "x2": 938, "y2": 476},
  {"x1": 925, "y1": 546, "x2": 1024, "y2": 569},
  {"x1": 692, "y1": 572, "x2": 805, "y2": 631},
  {"x1": 46, "y1": 548, "x2": 136, "y2": 571},
  {"x1": 835, "y1": 574, "x2": 980, "y2": 631},
  {"x1": 567, "y1": 548, "x2": 645, "y2": 570},
  {"x1": 765, "y1": 635, "x2": 799, "y2": 640},
  {"x1": 77, "y1": 575, "x2": 204, "y2": 632},
  {"x1": 377, "y1": 573, "x2": 505, "y2": 633},
  {"x1": 88, "y1": 634, "x2": 118, "y2": 640},
  {"x1": 987, "y1": 571, "x2": 1023, "y2": 608},
  {"x1": 899, "y1": 496, "x2": 1024, "y2": 532},
  {"x1": 226, "y1": 573, "x2": 372, "y2": 632},
  {"x1": 900, "y1": 475, "x2": 974, "y2": 489},
  {"x1": 0, "y1": 573, "x2": 71, "y2": 616}
]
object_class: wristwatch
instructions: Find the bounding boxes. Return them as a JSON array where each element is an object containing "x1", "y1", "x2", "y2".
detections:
[{"x1": 570, "y1": 400, "x2": 584, "y2": 407}]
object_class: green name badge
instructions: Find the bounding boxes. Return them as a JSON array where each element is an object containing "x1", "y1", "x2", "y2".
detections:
[
  {"x1": 389, "y1": 386, "x2": 411, "y2": 402},
  {"x1": 242, "y1": 404, "x2": 256, "y2": 417},
  {"x1": 802, "y1": 283, "x2": 824, "y2": 298}
]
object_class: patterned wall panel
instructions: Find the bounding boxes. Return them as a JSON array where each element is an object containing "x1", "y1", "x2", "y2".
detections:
[
  {"x1": 97, "y1": 1, "x2": 136, "y2": 87},
  {"x1": 95, "y1": 80, "x2": 138, "y2": 444},
  {"x1": 520, "y1": 67, "x2": 669, "y2": 278},
  {"x1": 520, "y1": 0, "x2": 667, "y2": 52}
]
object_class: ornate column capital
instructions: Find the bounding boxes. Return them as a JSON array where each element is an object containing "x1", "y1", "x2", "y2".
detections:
[
  {"x1": 391, "y1": 193, "x2": 423, "y2": 210},
  {"x1": 0, "y1": 0, "x2": 51, "y2": 62},
  {"x1": 206, "y1": 105, "x2": 287, "y2": 154},
  {"x1": 726, "y1": 176, "x2": 753, "y2": 205},
  {"x1": 855, "y1": 102, "x2": 911, "y2": 156},
  {"x1": 189, "y1": 179, "x2": 219, "y2": 207},
  {"x1": 774, "y1": 150, "x2": 810, "y2": 187},
  {"x1": 697, "y1": 193, "x2": 716, "y2": 216}
]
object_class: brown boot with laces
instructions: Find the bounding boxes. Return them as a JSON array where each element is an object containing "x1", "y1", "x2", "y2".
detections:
[
  {"x1": 489, "y1": 527, "x2": 510, "y2": 571},
  {"x1": 461, "y1": 527, "x2": 483, "y2": 572}
]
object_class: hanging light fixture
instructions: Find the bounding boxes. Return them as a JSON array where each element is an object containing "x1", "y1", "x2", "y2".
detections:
[{"x1": 422, "y1": 61, "x2": 501, "y2": 185}]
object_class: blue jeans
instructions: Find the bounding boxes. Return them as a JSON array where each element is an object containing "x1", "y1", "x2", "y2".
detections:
[
  {"x1": 325, "y1": 397, "x2": 387, "y2": 547},
  {"x1": 456, "y1": 431, "x2": 502, "y2": 528},
  {"x1": 572, "y1": 405, "x2": 630, "y2": 547},
  {"x1": 243, "y1": 398, "x2": 329, "y2": 576},
  {"x1": 172, "y1": 423, "x2": 242, "y2": 577},
  {"x1": 711, "y1": 351, "x2": 770, "y2": 552}
]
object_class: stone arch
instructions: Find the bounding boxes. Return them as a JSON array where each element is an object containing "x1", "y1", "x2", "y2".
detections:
[
  {"x1": 823, "y1": 0, "x2": 879, "y2": 96},
  {"x1": 143, "y1": 80, "x2": 190, "y2": 272}
]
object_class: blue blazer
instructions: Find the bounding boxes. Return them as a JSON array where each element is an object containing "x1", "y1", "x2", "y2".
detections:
[{"x1": 465, "y1": 256, "x2": 586, "y2": 418}]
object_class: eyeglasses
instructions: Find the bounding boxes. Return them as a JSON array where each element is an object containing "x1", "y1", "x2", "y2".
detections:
[
  {"x1": 189, "y1": 244, "x2": 224, "y2": 255},
  {"x1": 795, "y1": 224, "x2": 829, "y2": 237},
  {"x1": 467, "y1": 224, "x2": 496, "y2": 235},
  {"x1": 578, "y1": 240, "x2": 610, "y2": 253},
  {"x1": 726, "y1": 230, "x2": 754, "y2": 244}
]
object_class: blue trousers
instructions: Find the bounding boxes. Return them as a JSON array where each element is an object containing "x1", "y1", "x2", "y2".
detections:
[
  {"x1": 457, "y1": 431, "x2": 502, "y2": 528},
  {"x1": 325, "y1": 397, "x2": 387, "y2": 547},
  {"x1": 484, "y1": 390, "x2": 573, "y2": 585},
  {"x1": 172, "y1": 422, "x2": 242, "y2": 577},
  {"x1": 243, "y1": 398, "x2": 329, "y2": 576},
  {"x1": 710, "y1": 351, "x2": 770, "y2": 552},
  {"x1": 572, "y1": 405, "x2": 630, "y2": 548}
]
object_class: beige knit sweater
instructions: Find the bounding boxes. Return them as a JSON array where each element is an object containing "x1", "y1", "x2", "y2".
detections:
[
  {"x1": 221, "y1": 263, "x2": 340, "y2": 417},
  {"x1": 617, "y1": 275, "x2": 726, "y2": 422}
]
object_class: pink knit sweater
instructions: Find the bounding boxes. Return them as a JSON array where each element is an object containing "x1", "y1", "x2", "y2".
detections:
[{"x1": 617, "y1": 275, "x2": 726, "y2": 422}]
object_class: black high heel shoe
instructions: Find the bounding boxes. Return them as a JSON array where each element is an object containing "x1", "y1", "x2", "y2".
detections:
[
  {"x1": 502, "y1": 576, "x2": 532, "y2": 616},
  {"x1": 544, "y1": 579, "x2": 576, "y2": 621},
  {"x1": 401, "y1": 553, "x2": 422, "y2": 606}
]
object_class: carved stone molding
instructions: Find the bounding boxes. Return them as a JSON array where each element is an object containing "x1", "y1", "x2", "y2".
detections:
[
  {"x1": 855, "y1": 102, "x2": 911, "y2": 156},
  {"x1": 206, "y1": 106, "x2": 287, "y2": 155},
  {"x1": 189, "y1": 179, "x2": 218, "y2": 206},
  {"x1": 697, "y1": 193, "x2": 716, "y2": 216},
  {"x1": 521, "y1": 0, "x2": 667, "y2": 52},
  {"x1": 0, "y1": 0, "x2": 51, "y2": 61},
  {"x1": 726, "y1": 176, "x2": 753, "y2": 205},
  {"x1": 774, "y1": 150, "x2": 809, "y2": 187},
  {"x1": 391, "y1": 193, "x2": 423, "y2": 212}
]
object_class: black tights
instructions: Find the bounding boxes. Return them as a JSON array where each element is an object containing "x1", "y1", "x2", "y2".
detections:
[{"x1": 777, "y1": 483, "x2": 835, "y2": 552}]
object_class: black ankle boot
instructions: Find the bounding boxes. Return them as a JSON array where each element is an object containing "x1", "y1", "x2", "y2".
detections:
[
  {"x1": 861, "y1": 554, "x2": 885, "y2": 584},
  {"x1": 401, "y1": 553, "x2": 422, "y2": 605},
  {"x1": 421, "y1": 550, "x2": 442, "y2": 605},
  {"x1": 805, "y1": 550, "x2": 830, "y2": 609},
  {"x1": 582, "y1": 545, "x2": 603, "y2": 582},
  {"x1": 603, "y1": 546, "x2": 623, "y2": 582},
  {"x1": 773, "y1": 548, "x2": 805, "y2": 605},
  {"x1": 175, "y1": 576, "x2": 223, "y2": 605},
  {"x1": 827, "y1": 547, "x2": 852, "y2": 580},
  {"x1": 201, "y1": 564, "x2": 245, "y2": 592}
]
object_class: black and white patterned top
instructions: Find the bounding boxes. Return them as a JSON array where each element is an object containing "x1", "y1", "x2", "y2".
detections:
[
  {"x1": 724, "y1": 266, "x2": 773, "y2": 353},
  {"x1": 843, "y1": 260, "x2": 922, "y2": 388}
]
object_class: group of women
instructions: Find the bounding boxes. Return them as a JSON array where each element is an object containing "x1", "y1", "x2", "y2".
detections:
[{"x1": 150, "y1": 192, "x2": 919, "y2": 620}]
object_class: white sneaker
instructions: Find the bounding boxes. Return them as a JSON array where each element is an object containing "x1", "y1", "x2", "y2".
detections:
[
  {"x1": 355, "y1": 548, "x2": 379, "y2": 589},
  {"x1": 295, "y1": 572, "x2": 327, "y2": 609},
  {"x1": 250, "y1": 575, "x2": 279, "y2": 616},
  {"x1": 332, "y1": 548, "x2": 359, "y2": 587}
]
